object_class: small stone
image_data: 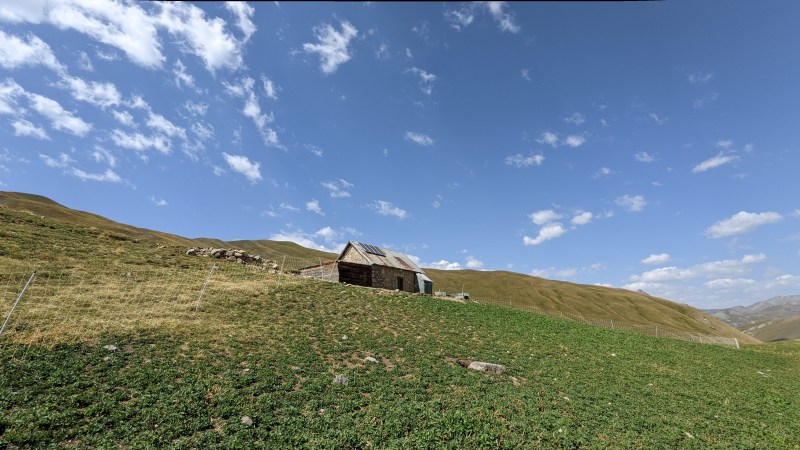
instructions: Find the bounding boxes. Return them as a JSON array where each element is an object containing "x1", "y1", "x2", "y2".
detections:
[
  {"x1": 333, "y1": 374, "x2": 349, "y2": 386},
  {"x1": 341, "y1": 335, "x2": 348, "y2": 341},
  {"x1": 364, "y1": 356, "x2": 379, "y2": 364},
  {"x1": 467, "y1": 361, "x2": 506, "y2": 374},
  {"x1": 241, "y1": 416, "x2": 253, "y2": 426},
  {"x1": 103, "y1": 344, "x2": 118, "y2": 352}
]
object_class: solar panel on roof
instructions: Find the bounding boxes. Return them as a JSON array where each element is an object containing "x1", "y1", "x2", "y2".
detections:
[{"x1": 359, "y1": 242, "x2": 386, "y2": 256}]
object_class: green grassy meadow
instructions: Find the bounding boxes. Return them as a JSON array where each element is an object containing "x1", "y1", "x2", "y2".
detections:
[{"x1": 1, "y1": 199, "x2": 799, "y2": 448}]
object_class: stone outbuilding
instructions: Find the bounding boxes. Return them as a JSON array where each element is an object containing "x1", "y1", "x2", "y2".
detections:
[{"x1": 299, "y1": 241, "x2": 433, "y2": 295}]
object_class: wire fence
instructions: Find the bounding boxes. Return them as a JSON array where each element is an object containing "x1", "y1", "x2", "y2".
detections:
[{"x1": 1, "y1": 260, "x2": 739, "y2": 352}]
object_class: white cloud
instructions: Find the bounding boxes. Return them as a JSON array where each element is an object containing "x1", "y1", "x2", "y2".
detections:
[
  {"x1": 223, "y1": 152, "x2": 261, "y2": 184},
  {"x1": 705, "y1": 211, "x2": 783, "y2": 238},
  {"x1": 224, "y1": 1, "x2": 256, "y2": 42},
  {"x1": 0, "y1": 30, "x2": 64, "y2": 73},
  {"x1": 688, "y1": 71, "x2": 714, "y2": 83},
  {"x1": 39, "y1": 152, "x2": 73, "y2": 168},
  {"x1": 425, "y1": 259, "x2": 462, "y2": 270},
  {"x1": 261, "y1": 76, "x2": 278, "y2": 99},
  {"x1": 444, "y1": 5, "x2": 474, "y2": 30},
  {"x1": 371, "y1": 200, "x2": 408, "y2": 219},
  {"x1": 692, "y1": 152, "x2": 739, "y2": 173},
  {"x1": 375, "y1": 42, "x2": 389, "y2": 59},
  {"x1": 314, "y1": 226, "x2": 339, "y2": 242},
  {"x1": 173, "y1": 59, "x2": 195, "y2": 89},
  {"x1": 150, "y1": 195, "x2": 168, "y2": 207},
  {"x1": 715, "y1": 140, "x2": 733, "y2": 149},
  {"x1": 641, "y1": 253, "x2": 671, "y2": 265},
  {"x1": 703, "y1": 278, "x2": 755, "y2": 289},
  {"x1": 269, "y1": 229, "x2": 344, "y2": 253},
  {"x1": 484, "y1": 1, "x2": 520, "y2": 33},
  {"x1": 405, "y1": 67, "x2": 436, "y2": 95},
  {"x1": 91, "y1": 146, "x2": 116, "y2": 167},
  {"x1": 70, "y1": 167, "x2": 122, "y2": 183},
  {"x1": 5, "y1": 0, "x2": 166, "y2": 69},
  {"x1": 529, "y1": 209, "x2": 562, "y2": 225},
  {"x1": 693, "y1": 92, "x2": 719, "y2": 108},
  {"x1": 184, "y1": 100, "x2": 208, "y2": 117},
  {"x1": 155, "y1": 2, "x2": 243, "y2": 72},
  {"x1": 112, "y1": 129, "x2": 170, "y2": 154},
  {"x1": 466, "y1": 256, "x2": 484, "y2": 270},
  {"x1": 536, "y1": 131, "x2": 559, "y2": 147},
  {"x1": 405, "y1": 131, "x2": 434, "y2": 146},
  {"x1": 630, "y1": 254, "x2": 766, "y2": 285},
  {"x1": 521, "y1": 67, "x2": 531, "y2": 81},
  {"x1": 77, "y1": 50, "x2": 93, "y2": 71},
  {"x1": 28, "y1": 92, "x2": 92, "y2": 136},
  {"x1": 146, "y1": 112, "x2": 186, "y2": 140},
  {"x1": 11, "y1": 118, "x2": 49, "y2": 140},
  {"x1": 563, "y1": 135, "x2": 585, "y2": 148},
  {"x1": 224, "y1": 76, "x2": 282, "y2": 148},
  {"x1": 571, "y1": 211, "x2": 593, "y2": 226},
  {"x1": 615, "y1": 194, "x2": 646, "y2": 212},
  {"x1": 505, "y1": 153, "x2": 544, "y2": 168},
  {"x1": 634, "y1": 151, "x2": 655, "y2": 163},
  {"x1": 648, "y1": 112, "x2": 668, "y2": 124},
  {"x1": 127, "y1": 94, "x2": 149, "y2": 110},
  {"x1": 59, "y1": 75, "x2": 121, "y2": 108},
  {"x1": 594, "y1": 167, "x2": 612, "y2": 178},
  {"x1": 280, "y1": 202, "x2": 299, "y2": 212},
  {"x1": 321, "y1": 179, "x2": 354, "y2": 198},
  {"x1": 523, "y1": 222, "x2": 566, "y2": 246},
  {"x1": 0, "y1": 78, "x2": 25, "y2": 114},
  {"x1": 563, "y1": 112, "x2": 585, "y2": 125},
  {"x1": 111, "y1": 109, "x2": 135, "y2": 127},
  {"x1": 306, "y1": 199, "x2": 324, "y2": 215},
  {"x1": 303, "y1": 21, "x2": 358, "y2": 74}
]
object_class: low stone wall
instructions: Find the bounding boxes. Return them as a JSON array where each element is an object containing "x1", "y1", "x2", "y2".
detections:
[{"x1": 186, "y1": 247, "x2": 279, "y2": 270}]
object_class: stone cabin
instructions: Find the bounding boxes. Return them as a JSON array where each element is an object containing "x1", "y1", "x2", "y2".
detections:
[{"x1": 299, "y1": 241, "x2": 433, "y2": 295}]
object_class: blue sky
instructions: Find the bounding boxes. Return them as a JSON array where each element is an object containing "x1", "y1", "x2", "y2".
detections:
[{"x1": 1, "y1": 1, "x2": 799, "y2": 309}]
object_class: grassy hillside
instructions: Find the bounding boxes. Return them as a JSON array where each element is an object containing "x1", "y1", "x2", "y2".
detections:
[
  {"x1": 427, "y1": 269, "x2": 757, "y2": 344},
  {"x1": 1, "y1": 200, "x2": 798, "y2": 447},
  {"x1": 743, "y1": 317, "x2": 800, "y2": 342},
  {"x1": 0, "y1": 191, "x2": 754, "y2": 342}
]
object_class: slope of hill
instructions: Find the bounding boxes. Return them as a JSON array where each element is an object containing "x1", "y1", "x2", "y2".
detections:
[
  {"x1": 428, "y1": 269, "x2": 757, "y2": 344},
  {"x1": 710, "y1": 295, "x2": 800, "y2": 328},
  {"x1": 0, "y1": 191, "x2": 754, "y2": 343},
  {"x1": 742, "y1": 316, "x2": 800, "y2": 342}
]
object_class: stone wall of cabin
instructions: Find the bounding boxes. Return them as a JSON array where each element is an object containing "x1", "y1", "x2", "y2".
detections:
[
  {"x1": 339, "y1": 245, "x2": 370, "y2": 265},
  {"x1": 298, "y1": 263, "x2": 339, "y2": 281},
  {"x1": 372, "y1": 266, "x2": 417, "y2": 293}
]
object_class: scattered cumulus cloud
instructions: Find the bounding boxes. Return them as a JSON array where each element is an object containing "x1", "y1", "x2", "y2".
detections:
[
  {"x1": 150, "y1": 195, "x2": 168, "y2": 206},
  {"x1": 70, "y1": 167, "x2": 122, "y2": 183},
  {"x1": 405, "y1": 131, "x2": 434, "y2": 146},
  {"x1": 705, "y1": 211, "x2": 783, "y2": 238},
  {"x1": 505, "y1": 153, "x2": 544, "y2": 168},
  {"x1": 594, "y1": 167, "x2": 612, "y2": 178},
  {"x1": 692, "y1": 152, "x2": 739, "y2": 173},
  {"x1": 28, "y1": 92, "x2": 92, "y2": 137},
  {"x1": 688, "y1": 71, "x2": 714, "y2": 83},
  {"x1": 0, "y1": 30, "x2": 65, "y2": 73},
  {"x1": 306, "y1": 198, "x2": 324, "y2": 215},
  {"x1": 224, "y1": 1, "x2": 256, "y2": 43},
  {"x1": 370, "y1": 200, "x2": 408, "y2": 219},
  {"x1": 222, "y1": 152, "x2": 261, "y2": 184},
  {"x1": 627, "y1": 253, "x2": 765, "y2": 286},
  {"x1": 405, "y1": 67, "x2": 436, "y2": 95},
  {"x1": 521, "y1": 67, "x2": 531, "y2": 81},
  {"x1": 642, "y1": 253, "x2": 671, "y2": 265},
  {"x1": 536, "y1": 131, "x2": 559, "y2": 147},
  {"x1": 715, "y1": 140, "x2": 734, "y2": 149},
  {"x1": 529, "y1": 209, "x2": 562, "y2": 225},
  {"x1": 571, "y1": 211, "x2": 593, "y2": 226},
  {"x1": 425, "y1": 259, "x2": 462, "y2": 270},
  {"x1": 523, "y1": 223, "x2": 566, "y2": 246},
  {"x1": 693, "y1": 92, "x2": 719, "y2": 108},
  {"x1": 303, "y1": 21, "x2": 358, "y2": 74},
  {"x1": 321, "y1": 179, "x2": 353, "y2": 198},
  {"x1": 615, "y1": 194, "x2": 646, "y2": 212},
  {"x1": 563, "y1": 112, "x2": 585, "y2": 125},
  {"x1": 111, "y1": 110, "x2": 135, "y2": 127},
  {"x1": 647, "y1": 112, "x2": 668, "y2": 124},
  {"x1": 444, "y1": 5, "x2": 475, "y2": 30},
  {"x1": 634, "y1": 151, "x2": 656, "y2": 163},
  {"x1": 466, "y1": 256, "x2": 484, "y2": 270},
  {"x1": 11, "y1": 118, "x2": 49, "y2": 140},
  {"x1": 59, "y1": 75, "x2": 122, "y2": 109},
  {"x1": 485, "y1": 1, "x2": 520, "y2": 33},
  {"x1": 563, "y1": 135, "x2": 585, "y2": 148}
]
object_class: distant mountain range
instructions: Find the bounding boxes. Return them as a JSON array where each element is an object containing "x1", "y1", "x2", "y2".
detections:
[{"x1": 707, "y1": 296, "x2": 800, "y2": 342}]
